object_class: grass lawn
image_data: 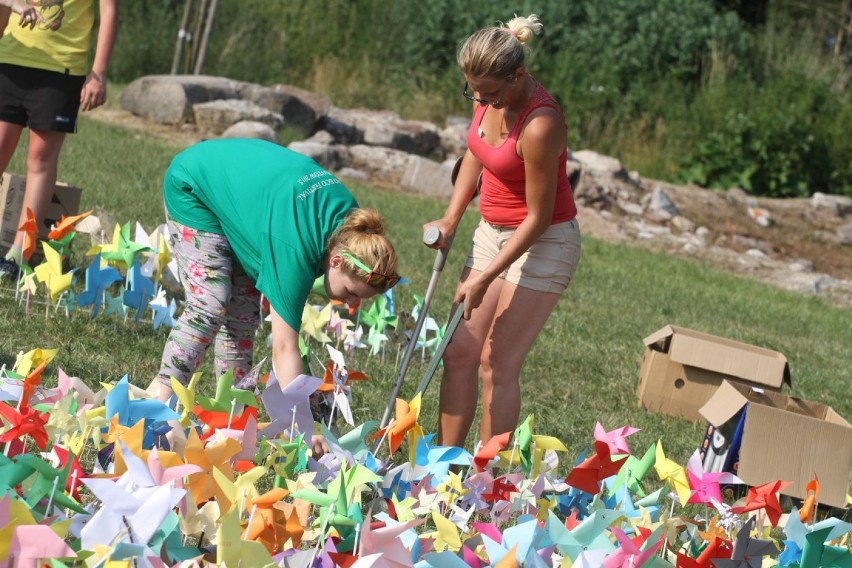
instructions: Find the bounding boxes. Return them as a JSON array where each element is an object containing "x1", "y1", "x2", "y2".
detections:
[{"x1": 2, "y1": 114, "x2": 851, "y2": 475}]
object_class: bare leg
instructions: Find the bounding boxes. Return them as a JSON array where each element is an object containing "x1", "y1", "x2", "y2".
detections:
[
  {"x1": 0, "y1": 121, "x2": 24, "y2": 172},
  {"x1": 479, "y1": 283, "x2": 561, "y2": 443},
  {"x1": 437, "y1": 267, "x2": 502, "y2": 448},
  {"x1": 15, "y1": 129, "x2": 66, "y2": 250},
  {"x1": 0, "y1": 122, "x2": 25, "y2": 257}
]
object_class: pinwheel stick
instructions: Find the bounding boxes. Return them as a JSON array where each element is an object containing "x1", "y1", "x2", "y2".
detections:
[
  {"x1": 288, "y1": 405, "x2": 297, "y2": 443},
  {"x1": 243, "y1": 504, "x2": 257, "y2": 539},
  {"x1": 374, "y1": 419, "x2": 394, "y2": 456},
  {"x1": 45, "y1": 476, "x2": 59, "y2": 516},
  {"x1": 227, "y1": 398, "x2": 236, "y2": 429}
]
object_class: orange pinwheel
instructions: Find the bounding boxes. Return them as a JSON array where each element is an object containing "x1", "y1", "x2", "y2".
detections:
[
  {"x1": 370, "y1": 393, "x2": 421, "y2": 456},
  {"x1": 474, "y1": 431, "x2": 512, "y2": 472},
  {"x1": 17, "y1": 207, "x2": 38, "y2": 262},
  {"x1": 319, "y1": 359, "x2": 368, "y2": 393},
  {"x1": 243, "y1": 487, "x2": 305, "y2": 554},
  {"x1": 798, "y1": 476, "x2": 820, "y2": 524},
  {"x1": 730, "y1": 479, "x2": 792, "y2": 527},
  {"x1": 47, "y1": 209, "x2": 93, "y2": 241},
  {"x1": 19, "y1": 361, "x2": 47, "y2": 412}
]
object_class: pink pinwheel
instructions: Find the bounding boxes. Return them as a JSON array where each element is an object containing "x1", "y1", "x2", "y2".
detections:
[
  {"x1": 686, "y1": 449, "x2": 743, "y2": 505},
  {"x1": 603, "y1": 527, "x2": 662, "y2": 568},
  {"x1": 593, "y1": 421, "x2": 640, "y2": 455}
]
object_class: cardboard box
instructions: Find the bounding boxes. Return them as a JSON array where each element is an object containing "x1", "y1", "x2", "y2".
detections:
[
  {"x1": 0, "y1": 172, "x2": 82, "y2": 256},
  {"x1": 699, "y1": 380, "x2": 852, "y2": 509},
  {"x1": 637, "y1": 325, "x2": 790, "y2": 422}
]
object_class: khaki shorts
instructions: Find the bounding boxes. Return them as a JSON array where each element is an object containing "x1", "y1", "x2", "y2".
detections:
[{"x1": 465, "y1": 218, "x2": 581, "y2": 293}]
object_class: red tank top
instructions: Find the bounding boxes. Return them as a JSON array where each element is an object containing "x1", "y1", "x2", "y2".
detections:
[{"x1": 467, "y1": 82, "x2": 577, "y2": 227}]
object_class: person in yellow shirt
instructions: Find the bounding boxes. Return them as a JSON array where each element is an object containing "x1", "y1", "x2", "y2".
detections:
[{"x1": 0, "y1": 0, "x2": 117, "y2": 279}]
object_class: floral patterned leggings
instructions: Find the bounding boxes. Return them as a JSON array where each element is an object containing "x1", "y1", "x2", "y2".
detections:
[{"x1": 156, "y1": 218, "x2": 261, "y2": 387}]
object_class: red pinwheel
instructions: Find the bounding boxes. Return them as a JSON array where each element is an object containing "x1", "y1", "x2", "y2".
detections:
[
  {"x1": 565, "y1": 440, "x2": 628, "y2": 495},
  {"x1": 0, "y1": 403, "x2": 50, "y2": 450},
  {"x1": 730, "y1": 479, "x2": 792, "y2": 527},
  {"x1": 482, "y1": 476, "x2": 520, "y2": 503}
]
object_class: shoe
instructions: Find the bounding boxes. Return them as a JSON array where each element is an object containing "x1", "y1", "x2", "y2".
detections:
[{"x1": 0, "y1": 258, "x2": 20, "y2": 282}]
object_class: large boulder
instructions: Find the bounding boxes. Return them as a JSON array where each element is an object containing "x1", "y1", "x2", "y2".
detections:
[
  {"x1": 192, "y1": 99, "x2": 284, "y2": 135},
  {"x1": 119, "y1": 75, "x2": 246, "y2": 124},
  {"x1": 238, "y1": 83, "x2": 328, "y2": 136},
  {"x1": 322, "y1": 107, "x2": 440, "y2": 156}
]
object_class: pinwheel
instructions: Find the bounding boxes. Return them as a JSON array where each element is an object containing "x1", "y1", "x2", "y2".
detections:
[
  {"x1": 685, "y1": 449, "x2": 743, "y2": 505},
  {"x1": 371, "y1": 393, "x2": 423, "y2": 457},
  {"x1": 798, "y1": 525, "x2": 852, "y2": 567},
  {"x1": 32, "y1": 242, "x2": 73, "y2": 301},
  {"x1": 6, "y1": 524, "x2": 76, "y2": 567},
  {"x1": 565, "y1": 440, "x2": 628, "y2": 496},
  {"x1": 602, "y1": 526, "x2": 663, "y2": 568},
  {"x1": 302, "y1": 302, "x2": 333, "y2": 344},
  {"x1": 504, "y1": 414, "x2": 569, "y2": 477},
  {"x1": 259, "y1": 372, "x2": 323, "y2": 441},
  {"x1": 729, "y1": 479, "x2": 792, "y2": 527},
  {"x1": 0, "y1": 403, "x2": 50, "y2": 451},
  {"x1": 150, "y1": 294, "x2": 178, "y2": 329},
  {"x1": 16, "y1": 207, "x2": 38, "y2": 263},
  {"x1": 360, "y1": 295, "x2": 397, "y2": 334},
  {"x1": 123, "y1": 257, "x2": 156, "y2": 322},
  {"x1": 75, "y1": 253, "x2": 123, "y2": 317},
  {"x1": 214, "y1": 505, "x2": 276, "y2": 566},
  {"x1": 711, "y1": 517, "x2": 779, "y2": 567},
  {"x1": 798, "y1": 476, "x2": 819, "y2": 525},
  {"x1": 474, "y1": 431, "x2": 512, "y2": 472},
  {"x1": 47, "y1": 209, "x2": 93, "y2": 241},
  {"x1": 243, "y1": 487, "x2": 305, "y2": 554},
  {"x1": 2, "y1": 452, "x2": 86, "y2": 516},
  {"x1": 182, "y1": 426, "x2": 242, "y2": 505},
  {"x1": 654, "y1": 440, "x2": 691, "y2": 505},
  {"x1": 94, "y1": 221, "x2": 153, "y2": 268},
  {"x1": 594, "y1": 422, "x2": 640, "y2": 456}
]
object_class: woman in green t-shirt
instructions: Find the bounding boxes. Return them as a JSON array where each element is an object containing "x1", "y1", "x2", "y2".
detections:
[{"x1": 149, "y1": 139, "x2": 400, "y2": 454}]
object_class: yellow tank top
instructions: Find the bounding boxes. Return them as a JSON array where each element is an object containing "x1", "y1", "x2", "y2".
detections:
[{"x1": 0, "y1": 0, "x2": 94, "y2": 76}]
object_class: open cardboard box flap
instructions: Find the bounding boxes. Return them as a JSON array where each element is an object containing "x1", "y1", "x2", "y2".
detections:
[{"x1": 644, "y1": 325, "x2": 790, "y2": 388}]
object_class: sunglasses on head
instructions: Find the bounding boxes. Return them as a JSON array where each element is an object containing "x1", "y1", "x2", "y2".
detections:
[{"x1": 340, "y1": 252, "x2": 400, "y2": 288}]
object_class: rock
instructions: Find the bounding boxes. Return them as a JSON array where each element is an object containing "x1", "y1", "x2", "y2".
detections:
[
  {"x1": 812, "y1": 192, "x2": 852, "y2": 216},
  {"x1": 221, "y1": 120, "x2": 281, "y2": 144},
  {"x1": 119, "y1": 74, "x2": 246, "y2": 124},
  {"x1": 571, "y1": 150, "x2": 627, "y2": 179},
  {"x1": 346, "y1": 144, "x2": 413, "y2": 183},
  {"x1": 287, "y1": 141, "x2": 344, "y2": 170},
  {"x1": 193, "y1": 99, "x2": 283, "y2": 135},
  {"x1": 648, "y1": 185, "x2": 680, "y2": 217},
  {"x1": 838, "y1": 223, "x2": 852, "y2": 245},
  {"x1": 670, "y1": 215, "x2": 696, "y2": 234},
  {"x1": 747, "y1": 206, "x2": 772, "y2": 227},
  {"x1": 323, "y1": 107, "x2": 440, "y2": 155},
  {"x1": 725, "y1": 187, "x2": 749, "y2": 205},
  {"x1": 238, "y1": 83, "x2": 324, "y2": 135},
  {"x1": 399, "y1": 156, "x2": 455, "y2": 199}
]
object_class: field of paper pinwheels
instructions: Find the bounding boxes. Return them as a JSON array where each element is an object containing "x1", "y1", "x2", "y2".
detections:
[{"x1": 1, "y1": 115, "x2": 850, "y2": 566}]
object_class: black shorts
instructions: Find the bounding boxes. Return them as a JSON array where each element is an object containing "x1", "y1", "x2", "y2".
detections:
[{"x1": 0, "y1": 63, "x2": 85, "y2": 133}]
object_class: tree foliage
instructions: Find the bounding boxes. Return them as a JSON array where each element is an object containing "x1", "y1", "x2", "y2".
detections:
[{"x1": 105, "y1": 0, "x2": 850, "y2": 197}]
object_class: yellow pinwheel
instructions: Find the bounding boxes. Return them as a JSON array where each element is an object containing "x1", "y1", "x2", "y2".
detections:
[
  {"x1": 33, "y1": 242, "x2": 73, "y2": 301},
  {"x1": 654, "y1": 440, "x2": 691, "y2": 505}
]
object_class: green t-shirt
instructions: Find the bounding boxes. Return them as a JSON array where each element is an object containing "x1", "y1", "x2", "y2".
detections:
[{"x1": 163, "y1": 139, "x2": 358, "y2": 331}]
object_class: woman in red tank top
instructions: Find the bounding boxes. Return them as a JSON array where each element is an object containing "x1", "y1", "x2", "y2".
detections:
[{"x1": 424, "y1": 14, "x2": 582, "y2": 450}]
